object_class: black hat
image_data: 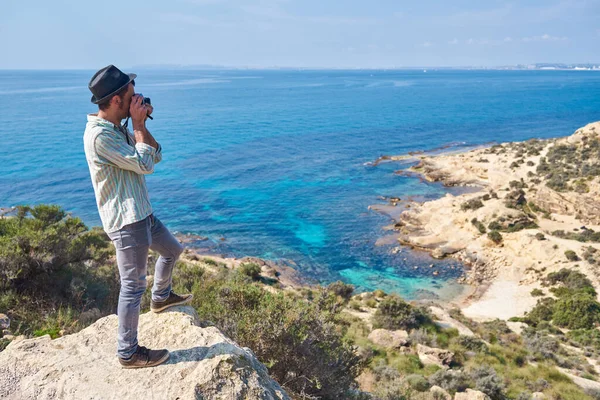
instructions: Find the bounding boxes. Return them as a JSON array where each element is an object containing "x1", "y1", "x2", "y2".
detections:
[{"x1": 88, "y1": 65, "x2": 137, "y2": 104}]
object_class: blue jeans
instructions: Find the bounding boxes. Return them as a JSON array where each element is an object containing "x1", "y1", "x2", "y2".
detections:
[{"x1": 106, "y1": 214, "x2": 184, "y2": 359}]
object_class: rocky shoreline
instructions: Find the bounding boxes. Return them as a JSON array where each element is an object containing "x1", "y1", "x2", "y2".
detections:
[{"x1": 373, "y1": 121, "x2": 600, "y2": 321}]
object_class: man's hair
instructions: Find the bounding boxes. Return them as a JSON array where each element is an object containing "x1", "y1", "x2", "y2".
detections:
[{"x1": 98, "y1": 81, "x2": 134, "y2": 111}]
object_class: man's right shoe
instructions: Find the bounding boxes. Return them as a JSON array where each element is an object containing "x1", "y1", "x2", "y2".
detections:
[
  {"x1": 151, "y1": 290, "x2": 193, "y2": 313},
  {"x1": 119, "y1": 346, "x2": 170, "y2": 369}
]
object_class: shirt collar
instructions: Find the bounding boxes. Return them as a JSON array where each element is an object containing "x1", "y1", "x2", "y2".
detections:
[
  {"x1": 87, "y1": 114, "x2": 122, "y2": 132},
  {"x1": 87, "y1": 114, "x2": 132, "y2": 145}
]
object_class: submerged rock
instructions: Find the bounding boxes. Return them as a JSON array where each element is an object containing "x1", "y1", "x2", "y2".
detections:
[{"x1": 0, "y1": 306, "x2": 289, "y2": 400}]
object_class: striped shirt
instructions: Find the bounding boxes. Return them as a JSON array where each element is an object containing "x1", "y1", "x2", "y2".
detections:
[{"x1": 83, "y1": 114, "x2": 162, "y2": 233}]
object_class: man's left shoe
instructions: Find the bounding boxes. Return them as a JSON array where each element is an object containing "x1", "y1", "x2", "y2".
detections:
[{"x1": 151, "y1": 291, "x2": 193, "y2": 313}]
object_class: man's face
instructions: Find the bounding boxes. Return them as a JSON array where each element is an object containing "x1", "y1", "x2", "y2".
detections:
[{"x1": 117, "y1": 83, "x2": 135, "y2": 120}]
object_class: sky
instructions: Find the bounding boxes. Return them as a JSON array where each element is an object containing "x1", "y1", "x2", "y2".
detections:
[{"x1": 1, "y1": 0, "x2": 599, "y2": 69}]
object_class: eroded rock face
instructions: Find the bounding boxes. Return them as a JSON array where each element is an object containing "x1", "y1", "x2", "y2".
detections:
[{"x1": 0, "y1": 306, "x2": 289, "y2": 400}]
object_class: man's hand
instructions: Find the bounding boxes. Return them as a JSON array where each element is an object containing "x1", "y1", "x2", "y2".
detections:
[{"x1": 130, "y1": 95, "x2": 150, "y2": 128}]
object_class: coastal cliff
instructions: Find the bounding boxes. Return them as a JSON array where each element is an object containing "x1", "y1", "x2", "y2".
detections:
[
  {"x1": 0, "y1": 306, "x2": 289, "y2": 400},
  {"x1": 383, "y1": 121, "x2": 600, "y2": 321}
]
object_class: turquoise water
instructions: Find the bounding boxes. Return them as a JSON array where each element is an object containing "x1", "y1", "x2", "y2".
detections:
[{"x1": 1, "y1": 69, "x2": 599, "y2": 299}]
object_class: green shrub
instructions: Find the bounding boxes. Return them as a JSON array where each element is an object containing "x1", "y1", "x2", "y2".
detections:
[
  {"x1": 365, "y1": 299, "x2": 377, "y2": 308},
  {"x1": 173, "y1": 261, "x2": 205, "y2": 292},
  {"x1": 454, "y1": 335, "x2": 488, "y2": 352},
  {"x1": 509, "y1": 179, "x2": 528, "y2": 189},
  {"x1": 488, "y1": 221, "x2": 502, "y2": 231},
  {"x1": 238, "y1": 262, "x2": 261, "y2": 280},
  {"x1": 327, "y1": 280, "x2": 355, "y2": 301},
  {"x1": 471, "y1": 218, "x2": 487, "y2": 234},
  {"x1": 404, "y1": 374, "x2": 430, "y2": 392},
  {"x1": 545, "y1": 268, "x2": 596, "y2": 296},
  {"x1": 461, "y1": 198, "x2": 484, "y2": 211},
  {"x1": 552, "y1": 293, "x2": 600, "y2": 330},
  {"x1": 470, "y1": 365, "x2": 506, "y2": 400},
  {"x1": 535, "y1": 233, "x2": 546, "y2": 241},
  {"x1": 191, "y1": 275, "x2": 363, "y2": 398},
  {"x1": 504, "y1": 189, "x2": 527, "y2": 209},
  {"x1": 531, "y1": 288, "x2": 544, "y2": 297},
  {"x1": 488, "y1": 230, "x2": 503, "y2": 244},
  {"x1": 565, "y1": 250, "x2": 580, "y2": 262},
  {"x1": 525, "y1": 297, "x2": 556, "y2": 325},
  {"x1": 0, "y1": 205, "x2": 118, "y2": 337},
  {"x1": 428, "y1": 369, "x2": 469, "y2": 394},
  {"x1": 372, "y1": 295, "x2": 432, "y2": 330},
  {"x1": 567, "y1": 329, "x2": 600, "y2": 351},
  {"x1": 349, "y1": 300, "x2": 362, "y2": 311}
]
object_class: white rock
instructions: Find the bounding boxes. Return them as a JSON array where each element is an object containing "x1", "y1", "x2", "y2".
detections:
[
  {"x1": 0, "y1": 306, "x2": 289, "y2": 400},
  {"x1": 430, "y1": 385, "x2": 452, "y2": 399},
  {"x1": 367, "y1": 329, "x2": 410, "y2": 348},
  {"x1": 454, "y1": 389, "x2": 491, "y2": 400},
  {"x1": 416, "y1": 344, "x2": 454, "y2": 368}
]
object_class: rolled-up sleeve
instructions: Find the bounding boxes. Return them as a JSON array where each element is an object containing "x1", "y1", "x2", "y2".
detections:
[
  {"x1": 94, "y1": 131, "x2": 156, "y2": 175},
  {"x1": 154, "y1": 143, "x2": 163, "y2": 164}
]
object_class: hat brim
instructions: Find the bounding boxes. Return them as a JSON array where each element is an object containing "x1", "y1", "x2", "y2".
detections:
[{"x1": 90, "y1": 73, "x2": 137, "y2": 104}]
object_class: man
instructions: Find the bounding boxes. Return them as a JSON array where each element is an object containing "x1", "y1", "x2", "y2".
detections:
[{"x1": 83, "y1": 65, "x2": 192, "y2": 369}]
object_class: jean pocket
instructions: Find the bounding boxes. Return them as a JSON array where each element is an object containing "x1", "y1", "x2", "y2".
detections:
[{"x1": 118, "y1": 221, "x2": 151, "y2": 249}]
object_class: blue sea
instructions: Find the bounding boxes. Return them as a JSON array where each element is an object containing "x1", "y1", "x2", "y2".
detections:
[{"x1": 1, "y1": 69, "x2": 599, "y2": 299}]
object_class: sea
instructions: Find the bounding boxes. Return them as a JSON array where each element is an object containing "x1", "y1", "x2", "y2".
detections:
[{"x1": 1, "y1": 69, "x2": 599, "y2": 300}]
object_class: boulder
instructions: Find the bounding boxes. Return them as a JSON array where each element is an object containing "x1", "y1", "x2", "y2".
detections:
[
  {"x1": 454, "y1": 389, "x2": 491, "y2": 400},
  {"x1": 367, "y1": 328, "x2": 410, "y2": 348},
  {"x1": 0, "y1": 306, "x2": 289, "y2": 400},
  {"x1": 430, "y1": 385, "x2": 452, "y2": 400},
  {"x1": 531, "y1": 393, "x2": 547, "y2": 400},
  {"x1": 416, "y1": 344, "x2": 454, "y2": 368}
]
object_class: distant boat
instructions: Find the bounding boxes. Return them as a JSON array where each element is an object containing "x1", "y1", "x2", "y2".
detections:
[{"x1": 423, "y1": 69, "x2": 427, "y2": 73}]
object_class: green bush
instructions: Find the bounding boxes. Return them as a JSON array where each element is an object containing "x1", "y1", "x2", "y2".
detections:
[
  {"x1": 535, "y1": 233, "x2": 546, "y2": 241},
  {"x1": 327, "y1": 280, "x2": 355, "y2": 301},
  {"x1": 238, "y1": 262, "x2": 261, "y2": 280},
  {"x1": 404, "y1": 374, "x2": 430, "y2": 392},
  {"x1": 372, "y1": 295, "x2": 432, "y2": 330},
  {"x1": 531, "y1": 288, "x2": 544, "y2": 297},
  {"x1": 565, "y1": 250, "x2": 580, "y2": 262},
  {"x1": 190, "y1": 274, "x2": 363, "y2": 398},
  {"x1": 471, "y1": 218, "x2": 487, "y2": 234},
  {"x1": 504, "y1": 189, "x2": 527, "y2": 209},
  {"x1": 428, "y1": 369, "x2": 469, "y2": 394},
  {"x1": 488, "y1": 230, "x2": 503, "y2": 244},
  {"x1": 0, "y1": 205, "x2": 118, "y2": 337},
  {"x1": 544, "y1": 268, "x2": 596, "y2": 296},
  {"x1": 457, "y1": 335, "x2": 488, "y2": 352},
  {"x1": 552, "y1": 293, "x2": 600, "y2": 330},
  {"x1": 461, "y1": 198, "x2": 484, "y2": 211},
  {"x1": 525, "y1": 297, "x2": 556, "y2": 325},
  {"x1": 470, "y1": 365, "x2": 506, "y2": 400}
]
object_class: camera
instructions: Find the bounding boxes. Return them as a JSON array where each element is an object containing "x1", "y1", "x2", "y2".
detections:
[{"x1": 138, "y1": 93, "x2": 151, "y2": 106}]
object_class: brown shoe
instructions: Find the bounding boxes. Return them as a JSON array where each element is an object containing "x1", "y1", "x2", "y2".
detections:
[
  {"x1": 119, "y1": 346, "x2": 170, "y2": 369},
  {"x1": 150, "y1": 291, "x2": 193, "y2": 313}
]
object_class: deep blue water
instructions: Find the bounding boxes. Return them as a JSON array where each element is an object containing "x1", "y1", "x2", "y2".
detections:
[{"x1": 1, "y1": 69, "x2": 599, "y2": 299}]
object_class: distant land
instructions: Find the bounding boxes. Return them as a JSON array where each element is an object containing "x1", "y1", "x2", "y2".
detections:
[{"x1": 129, "y1": 63, "x2": 600, "y2": 71}]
